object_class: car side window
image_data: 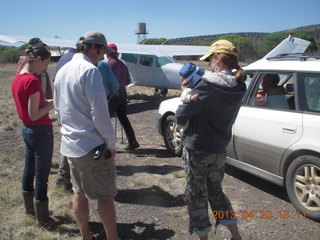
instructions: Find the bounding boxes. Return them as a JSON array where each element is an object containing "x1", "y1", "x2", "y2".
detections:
[
  {"x1": 248, "y1": 73, "x2": 294, "y2": 110},
  {"x1": 301, "y1": 74, "x2": 320, "y2": 112}
]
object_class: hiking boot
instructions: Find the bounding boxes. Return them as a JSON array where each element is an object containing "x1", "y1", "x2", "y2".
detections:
[
  {"x1": 22, "y1": 191, "x2": 35, "y2": 215},
  {"x1": 33, "y1": 198, "x2": 62, "y2": 227},
  {"x1": 124, "y1": 141, "x2": 140, "y2": 150}
]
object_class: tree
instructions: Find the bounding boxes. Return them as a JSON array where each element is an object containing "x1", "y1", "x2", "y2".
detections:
[
  {"x1": 19, "y1": 43, "x2": 29, "y2": 51},
  {"x1": 140, "y1": 38, "x2": 167, "y2": 45},
  {"x1": 261, "y1": 32, "x2": 319, "y2": 56},
  {"x1": 261, "y1": 32, "x2": 290, "y2": 56},
  {"x1": 293, "y1": 32, "x2": 318, "y2": 52},
  {"x1": 3, "y1": 48, "x2": 22, "y2": 63},
  {"x1": 215, "y1": 34, "x2": 256, "y2": 62},
  {"x1": 190, "y1": 40, "x2": 211, "y2": 46}
]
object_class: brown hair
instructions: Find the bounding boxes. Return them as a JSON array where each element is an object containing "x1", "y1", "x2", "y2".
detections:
[
  {"x1": 76, "y1": 37, "x2": 104, "y2": 53},
  {"x1": 25, "y1": 45, "x2": 51, "y2": 63},
  {"x1": 76, "y1": 37, "x2": 92, "y2": 53},
  {"x1": 215, "y1": 53, "x2": 247, "y2": 83}
]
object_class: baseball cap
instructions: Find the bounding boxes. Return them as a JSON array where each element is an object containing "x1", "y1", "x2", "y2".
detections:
[
  {"x1": 108, "y1": 44, "x2": 118, "y2": 54},
  {"x1": 80, "y1": 31, "x2": 114, "y2": 53},
  {"x1": 179, "y1": 62, "x2": 205, "y2": 88},
  {"x1": 200, "y1": 40, "x2": 238, "y2": 61},
  {"x1": 28, "y1": 37, "x2": 47, "y2": 46}
]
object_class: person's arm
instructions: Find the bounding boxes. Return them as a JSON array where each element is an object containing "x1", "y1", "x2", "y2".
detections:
[
  {"x1": 176, "y1": 87, "x2": 209, "y2": 126},
  {"x1": 99, "y1": 61, "x2": 119, "y2": 97},
  {"x1": 28, "y1": 92, "x2": 53, "y2": 121},
  {"x1": 124, "y1": 66, "x2": 131, "y2": 85},
  {"x1": 45, "y1": 72, "x2": 53, "y2": 99},
  {"x1": 190, "y1": 93, "x2": 200, "y2": 102},
  {"x1": 108, "y1": 68, "x2": 119, "y2": 97},
  {"x1": 84, "y1": 68, "x2": 116, "y2": 155},
  {"x1": 53, "y1": 79, "x2": 61, "y2": 121},
  {"x1": 180, "y1": 88, "x2": 192, "y2": 103}
]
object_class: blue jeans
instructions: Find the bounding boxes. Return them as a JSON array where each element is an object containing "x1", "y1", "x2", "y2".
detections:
[{"x1": 22, "y1": 125, "x2": 53, "y2": 201}]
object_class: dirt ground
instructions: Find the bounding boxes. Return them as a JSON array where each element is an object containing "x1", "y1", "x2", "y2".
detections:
[
  {"x1": 79, "y1": 96, "x2": 320, "y2": 240},
  {"x1": 1, "y1": 63, "x2": 319, "y2": 240}
]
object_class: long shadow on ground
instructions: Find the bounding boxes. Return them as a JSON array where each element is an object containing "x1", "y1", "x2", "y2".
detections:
[
  {"x1": 116, "y1": 164, "x2": 183, "y2": 177},
  {"x1": 89, "y1": 221, "x2": 175, "y2": 240},
  {"x1": 115, "y1": 185, "x2": 186, "y2": 207},
  {"x1": 126, "y1": 99, "x2": 161, "y2": 115},
  {"x1": 117, "y1": 148, "x2": 176, "y2": 159}
]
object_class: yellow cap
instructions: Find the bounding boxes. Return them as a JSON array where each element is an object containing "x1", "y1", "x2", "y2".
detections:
[{"x1": 200, "y1": 40, "x2": 238, "y2": 61}]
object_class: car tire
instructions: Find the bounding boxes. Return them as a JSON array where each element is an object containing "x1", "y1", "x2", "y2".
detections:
[
  {"x1": 163, "y1": 115, "x2": 183, "y2": 156},
  {"x1": 286, "y1": 155, "x2": 320, "y2": 221}
]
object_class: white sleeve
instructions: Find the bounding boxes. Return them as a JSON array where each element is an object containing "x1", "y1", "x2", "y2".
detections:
[
  {"x1": 84, "y1": 68, "x2": 116, "y2": 149},
  {"x1": 180, "y1": 88, "x2": 192, "y2": 103},
  {"x1": 53, "y1": 74, "x2": 60, "y2": 122}
]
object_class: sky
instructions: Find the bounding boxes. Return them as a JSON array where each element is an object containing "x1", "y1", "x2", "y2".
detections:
[{"x1": 0, "y1": 0, "x2": 319, "y2": 44}]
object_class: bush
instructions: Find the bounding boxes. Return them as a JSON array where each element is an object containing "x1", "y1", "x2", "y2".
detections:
[
  {"x1": 2, "y1": 48, "x2": 23, "y2": 63},
  {"x1": 215, "y1": 34, "x2": 256, "y2": 62}
]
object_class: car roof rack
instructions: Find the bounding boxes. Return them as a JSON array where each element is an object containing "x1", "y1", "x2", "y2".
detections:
[{"x1": 267, "y1": 53, "x2": 320, "y2": 61}]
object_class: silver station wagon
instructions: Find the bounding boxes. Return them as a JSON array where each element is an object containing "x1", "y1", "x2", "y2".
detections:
[{"x1": 156, "y1": 36, "x2": 320, "y2": 221}]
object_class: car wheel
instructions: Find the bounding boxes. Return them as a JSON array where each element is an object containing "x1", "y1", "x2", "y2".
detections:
[
  {"x1": 286, "y1": 155, "x2": 320, "y2": 221},
  {"x1": 163, "y1": 115, "x2": 183, "y2": 156}
]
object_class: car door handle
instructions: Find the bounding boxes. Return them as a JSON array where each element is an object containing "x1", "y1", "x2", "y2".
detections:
[{"x1": 282, "y1": 127, "x2": 296, "y2": 134}]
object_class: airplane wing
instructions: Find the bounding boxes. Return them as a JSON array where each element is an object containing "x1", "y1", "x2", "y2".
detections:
[
  {"x1": 0, "y1": 35, "x2": 76, "y2": 48},
  {"x1": 115, "y1": 43, "x2": 209, "y2": 57},
  {"x1": 0, "y1": 34, "x2": 209, "y2": 57}
]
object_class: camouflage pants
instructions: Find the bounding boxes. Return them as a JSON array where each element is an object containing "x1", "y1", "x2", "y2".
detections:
[{"x1": 182, "y1": 147, "x2": 237, "y2": 237}]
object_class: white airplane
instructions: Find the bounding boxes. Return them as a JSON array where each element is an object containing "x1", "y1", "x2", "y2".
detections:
[{"x1": 0, "y1": 35, "x2": 209, "y2": 95}]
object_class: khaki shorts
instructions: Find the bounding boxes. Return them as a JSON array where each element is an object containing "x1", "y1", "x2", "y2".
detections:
[{"x1": 67, "y1": 151, "x2": 117, "y2": 200}]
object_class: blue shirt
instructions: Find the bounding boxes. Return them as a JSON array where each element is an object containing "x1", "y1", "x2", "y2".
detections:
[
  {"x1": 54, "y1": 48, "x2": 77, "y2": 76},
  {"x1": 98, "y1": 61, "x2": 119, "y2": 97}
]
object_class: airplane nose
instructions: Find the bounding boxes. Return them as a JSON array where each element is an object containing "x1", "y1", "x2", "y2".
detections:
[{"x1": 162, "y1": 63, "x2": 184, "y2": 89}]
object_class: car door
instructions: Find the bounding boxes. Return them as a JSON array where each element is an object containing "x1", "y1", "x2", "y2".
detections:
[{"x1": 232, "y1": 72, "x2": 303, "y2": 175}]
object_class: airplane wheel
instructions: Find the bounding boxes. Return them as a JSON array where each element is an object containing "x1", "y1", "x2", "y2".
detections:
[
  {"x1": 160, "y1": 88, "x2": 168, "y2": 97},
  {"x1": 163, "y1": 115, "x2": 183, "y2": 156}
]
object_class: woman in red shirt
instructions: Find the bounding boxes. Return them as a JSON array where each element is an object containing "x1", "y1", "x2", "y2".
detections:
[{"x1": 12, "y1": 45, "x2": 59, "y2": 226}]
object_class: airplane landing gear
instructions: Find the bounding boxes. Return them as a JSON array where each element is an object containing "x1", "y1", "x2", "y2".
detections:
[{"x1": 155, "y1": 88, "x2": 168, "y2": 97}]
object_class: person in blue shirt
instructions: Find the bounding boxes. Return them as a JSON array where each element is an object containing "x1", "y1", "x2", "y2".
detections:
[{"x1": 98, "y1": 61, "x2": 119, "y2": 99}]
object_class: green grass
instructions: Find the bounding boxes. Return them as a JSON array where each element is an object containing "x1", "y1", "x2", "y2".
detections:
[
  {"x1": 171, "y1": 170, "x2": 185, "y2": 178},
  {"x1": 0, "y1": 63, "x2": 80, "y2": 240}
]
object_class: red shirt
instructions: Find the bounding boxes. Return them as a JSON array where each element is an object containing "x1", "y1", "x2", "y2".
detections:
[
  {"x1": 12, "y1": 73, "x2": 52, "y2": 126},
  {"x1": 16, "y1": 56, "x2": 53, "y2": 99}
]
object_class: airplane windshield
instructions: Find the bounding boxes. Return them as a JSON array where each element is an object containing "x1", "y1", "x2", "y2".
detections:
[{"x1": 156, "y1": 56, "x2": 177, "y2": 67}]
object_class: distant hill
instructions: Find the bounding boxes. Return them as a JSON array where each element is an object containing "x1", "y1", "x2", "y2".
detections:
[
  {"x1": 284, "y1": 24, "x2": 320, "y2": 40},
  {"x1": 166, "y1": 24, "x2": 320, "y2": 45}
]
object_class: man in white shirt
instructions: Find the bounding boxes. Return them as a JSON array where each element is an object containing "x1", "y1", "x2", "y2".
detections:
[{"x1": 54, "y1": 31, "x2": 120, "y2": 240}]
